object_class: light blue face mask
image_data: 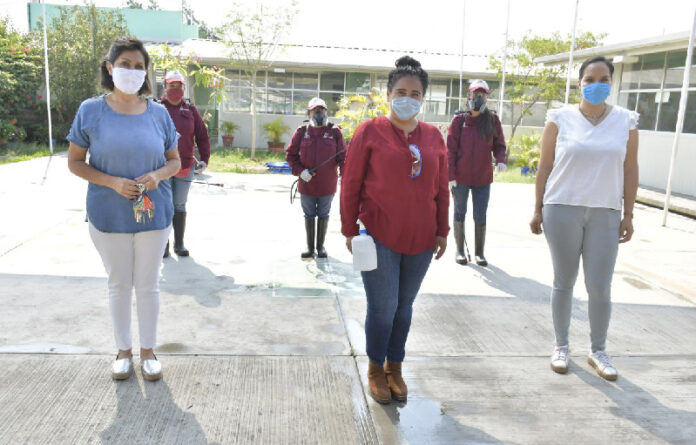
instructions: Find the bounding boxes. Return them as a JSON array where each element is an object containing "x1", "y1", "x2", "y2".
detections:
[
  {"x1": 391, "y1": 97, "x2": 422, "y2": 120},
  {"x1": 582, "y1": 82, "x2": 611, "y2": 106}
]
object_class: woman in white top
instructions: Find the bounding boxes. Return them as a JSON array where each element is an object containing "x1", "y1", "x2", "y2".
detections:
[{"x1": 529, "y1": 56, "x2": 639, "y2": 381}]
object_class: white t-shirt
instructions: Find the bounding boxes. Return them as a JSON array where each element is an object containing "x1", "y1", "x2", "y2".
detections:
[{"x1": 543, "y1": 105, "x2": 639, "y2": 211}]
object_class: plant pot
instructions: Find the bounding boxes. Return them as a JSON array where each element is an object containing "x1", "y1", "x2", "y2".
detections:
[
  {"x1": 222, "y1": 135, "x2": 235, "y2": 148},
  {"x1": 267, "y1": 141, "x2": 285, "y2": 153}
]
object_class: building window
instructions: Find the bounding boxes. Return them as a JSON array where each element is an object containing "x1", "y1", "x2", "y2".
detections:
[{"x1": 617, "y1": 48, "x2": 696, "y2": 133}]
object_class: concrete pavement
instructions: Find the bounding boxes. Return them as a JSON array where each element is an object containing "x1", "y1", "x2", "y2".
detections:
[{"x1": 0, "y1": 153, "x2": 695, "y2": 444}]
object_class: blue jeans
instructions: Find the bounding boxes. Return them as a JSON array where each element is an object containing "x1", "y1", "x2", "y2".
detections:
[
  {"x1": 361, "y1": 238, "x2": 433, "y2": 364},
  {"x1": 452, "y1": 184, "x2": 491, "y2": 225},
  {"x1": 170, "y1": 168, "x2": 194, "y2": 212},
  {"x1": 300, "y1": 194, "x2": 334, "y2": 220}
]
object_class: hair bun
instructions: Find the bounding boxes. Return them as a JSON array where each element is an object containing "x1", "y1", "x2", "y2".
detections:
[{"x1": 395, "y1": 55, "x2": 421, "y2": 69}]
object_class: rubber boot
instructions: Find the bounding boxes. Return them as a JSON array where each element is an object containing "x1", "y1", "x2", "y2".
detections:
[
  {"x1": 475, "y1": 225, "x2": 487, "y2": 266},
  {"x1": 301, "y1": 218, "x2": 315, "y2": 259},
  {"x1": 384, "y1": 360, "x2": 407, "y2": 402},
  {"x1": 173, "y1": 211, "x2": 189, "y2": 257},
  {"x1": 163, "y1": 241, "x2": 170, "y2": 258},
  {"x1": 453, "y1": 220, "x2": 467, "y2": 265},
  {"x1": 316, "y1": 219, "x2": 328, "y2": 259},
  {"x1": 367, "y1": 361, "x2": 391, "y2": 404}
]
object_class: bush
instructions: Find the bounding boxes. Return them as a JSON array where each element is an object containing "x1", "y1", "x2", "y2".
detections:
[
  {"x1": 0, "y1": 119, "x2": 27, "y2": 143},
  {"x1": 508, "y1": 133, "x2": 540, "y2": 170},
  {"x1": 335, "y1": 88, "x2": 388, "y2": 142}
]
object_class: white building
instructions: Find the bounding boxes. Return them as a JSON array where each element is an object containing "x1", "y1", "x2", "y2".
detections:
[
  {"x1": 538, "y1": 31, "x2": 696, "y2": 198},
  {"x1": 154, "y1": 39, "x2": 548, "y2": 150}
]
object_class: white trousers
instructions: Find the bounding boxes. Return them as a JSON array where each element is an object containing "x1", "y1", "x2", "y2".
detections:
[{"x1": 89, "y1": 223, "x2": 171, "y2": 350}]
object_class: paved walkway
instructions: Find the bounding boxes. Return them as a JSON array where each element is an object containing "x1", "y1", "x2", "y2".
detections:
[{"x1": 1, "y1": 154, "x2": 695, "y2": 444}]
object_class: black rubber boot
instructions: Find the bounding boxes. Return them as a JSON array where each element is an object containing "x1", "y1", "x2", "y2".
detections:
[
  {"x1": 301, "y1": 218, "x2": 315, "y2": 259},
  {"x1": 453, "y1": 220, "x2": 467, "y2": 265},
  {"x1": 475, "y1": 225, "x2": 487, "y2": 266},
  {"x1": 173, "y1": 211, "x2": 189, "y2": 257},
  {"x1": 316, "y1": 219, "x2": 328, "y2": 259},
  {"x1": 163, "y1": 241, "x2": 170, "y2": 258}
]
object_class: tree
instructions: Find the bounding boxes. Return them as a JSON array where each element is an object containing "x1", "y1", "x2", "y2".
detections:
[
  {"x1": 33, "y1": 5, "x2": 129, "y2": 138},
  {"x1": 488, "y1": 31, "x2": 605, "y2": 140},
  {"x1": 0, "y1": 16, "x2": 43, "y2": 142},
  {"x1": 218, "y1": 1, "x2": 297, "y2": 158},
  {"x1": 182, "y1": 0, "x2": 218, "y2": 40}
]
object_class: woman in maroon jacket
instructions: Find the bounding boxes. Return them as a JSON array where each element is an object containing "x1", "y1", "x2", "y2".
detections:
[
  {"x1": 446, "y1": 79, "x2": 506, "y2": 267},
  {"x1": 286, "y1": 97, "x2": 346, "y2": 259},
  {"x1": 341, "y1": 56, "x2": 449, "y2": 404},
  {"x1": 161, "y1": 69, "x2": 210, "y2": 257}
]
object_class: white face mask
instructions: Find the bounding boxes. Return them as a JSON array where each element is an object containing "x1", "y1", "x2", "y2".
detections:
[{"x1": 112, "y1": 67, "x2": 146, "y2": 95}]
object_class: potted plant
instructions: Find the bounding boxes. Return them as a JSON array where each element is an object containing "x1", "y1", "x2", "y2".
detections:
[
  {"x1": 220, "y1": 121, "x2": 239, "y2": 148},
  {"x1": 262, "y1": 117, "x2": 290, "y2": 153}
]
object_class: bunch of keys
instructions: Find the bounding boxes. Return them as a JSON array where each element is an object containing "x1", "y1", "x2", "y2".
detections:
[{"x1": 133, "y1": 183, "x2": 155, "y2": 223}]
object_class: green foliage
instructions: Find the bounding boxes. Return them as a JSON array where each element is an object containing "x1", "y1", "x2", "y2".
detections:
[
  {"x1": 149, "y1": 43, "x2": 227, "y2": 105},
  {"x1": 335, "y1": 89, "x2": 388, "y2": 142},
  {"x1": 207, "y1": 147, "x2": 285, "y2": 174},
  {"x1": 262, "y1": 117, "x2": 290, "y2": 143},
  {"x1": 489, "y1": 31, "x2": 605, "y2": 138},
  {"x1": 0, "y1": 142, "x2": 68, "y2": 165},
  {"x1": 508, "y1": 133, "x2": 541, "y2": 170},
  {"x1": 220, "y1": 121, "x2": 239, "y2": 136},
  {"x1": 0, "y1": 17, "x2": 43, "y2": 141},
  {"x1": 0, "y1": 119, "x2": 27, "y2": 142},
  {"x1": 32, "y1": 5, "x2": 130, "y2": 136}
]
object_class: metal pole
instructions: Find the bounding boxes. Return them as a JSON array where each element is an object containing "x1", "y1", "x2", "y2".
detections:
[
  {"x1": 499, "y1": 0, "x2": 510, "y2": 124},
  {"x1": 565, "y1": 0, "x2": 579, "y2": 104},
  {"x1": 42, "y1": 1, "x2": 53, "y2": 155},
  {"x1": 662, "y1": 7, "x2": 696, "y2": 226},
  {"x1": 458, "y1": 0, "x2": 466, "y2": 110}
]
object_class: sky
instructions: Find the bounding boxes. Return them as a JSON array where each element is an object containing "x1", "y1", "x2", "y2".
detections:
[{"x1": 2, "y1": 0, "x2": 695, "y2": 56}]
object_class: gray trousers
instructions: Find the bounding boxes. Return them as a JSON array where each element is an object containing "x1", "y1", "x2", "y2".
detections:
[{"x1": 543, "y1": 204, "x2": 621, "y2": 352}]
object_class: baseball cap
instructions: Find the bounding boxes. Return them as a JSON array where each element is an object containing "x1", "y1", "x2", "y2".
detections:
[
  {"x1": 468, "y1": 79, "x2": 490, "y2": 93},
  {"x1": 307, "y1": 97, "x2": 327, "y2": 110},
  {"x1": 164, "y1": 69, "x2": 186, "y2": 84}
]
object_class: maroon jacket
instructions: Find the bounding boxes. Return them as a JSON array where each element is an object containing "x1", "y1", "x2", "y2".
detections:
[
  {"x1": 447, "y1": 112, "x2": 506, "y2": 187},
  {"x1": 340, "y1": 117, "x2": 450, "y2": 255},
  {"x1": 286, "y1": 123, "x2": 346, "y2": 197},
  {"x1": 162, "y1": 99, "x2": 210, "y2": 170}
]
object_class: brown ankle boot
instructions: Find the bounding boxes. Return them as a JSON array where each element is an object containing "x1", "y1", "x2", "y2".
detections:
[
  {"x1": 367, "y1": 361, "x2": 391, "y2": 404},
  {"x1": 384, "y1": 360, "x2": 407, "y2": 401}
]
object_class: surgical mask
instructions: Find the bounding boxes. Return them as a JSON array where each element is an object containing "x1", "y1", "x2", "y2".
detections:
[
  {"x1": 468, "y1": 95, "x2": 487, "y2": 112},
  {"x1": 391, "y1": 97, "x2": 421, "y2": 120},
  {"x1": 112, "y1": 67, "x2": 146, "y2": 95},
  {"x1": 166, "y1": 87, "x2": 184, "y2": 103},
  {"x1": 311, "y1": 112, "x2": 326, "y2": 126},
  {"x1": 582, "y1": 82, "x2": 611, "y2": 106}
]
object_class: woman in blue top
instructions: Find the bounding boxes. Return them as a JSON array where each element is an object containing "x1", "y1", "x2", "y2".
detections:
[{"x1": 67, "y1": 38, "x2": 181, "y2": 381}]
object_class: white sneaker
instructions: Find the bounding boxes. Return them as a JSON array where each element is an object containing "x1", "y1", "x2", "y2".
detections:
[
  {"x1": 588, "y1": 351, "x2": 618, "y2": 381},
  {"x1": 550, "y1": 345, "x2": 570, "y2": 374}
]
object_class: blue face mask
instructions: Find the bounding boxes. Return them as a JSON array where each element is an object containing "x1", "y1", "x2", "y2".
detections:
[
  {"x1": 391, "y1": 97, "x2": 422, "y2": 120},
  {"x1": 582, "y1": 82, "x2": 611, "y2": 105}
]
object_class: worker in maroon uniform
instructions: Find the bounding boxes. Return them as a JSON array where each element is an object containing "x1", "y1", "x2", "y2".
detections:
[
  {"x1": 446, "y1": 79, "x2": 506, "y2": 267},
  {"x1": 286, "y1": 97, "x2": 346, "y2": 259},
  {"x1": 341, "y1": 56, "x2": 449, "y2": 404},
  {"x1": 160, "y1": 69, "x2": 210, "y2": 258}
]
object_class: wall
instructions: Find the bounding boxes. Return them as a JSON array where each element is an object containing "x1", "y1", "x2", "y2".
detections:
[
  {"x1": 27, "y1": 3, "x2": 198, "y2": 42},
  {"x1": 637, "y1": 131, "x2": 696, "y2": 196}
]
